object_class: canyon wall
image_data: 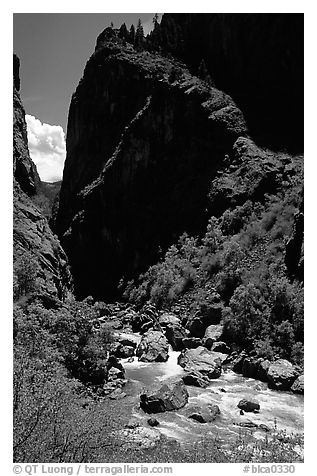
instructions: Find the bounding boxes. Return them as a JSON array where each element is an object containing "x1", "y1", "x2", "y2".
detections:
[
  {"x1": 56, "y1": 32, "x2": 247, "y2": 299},
  {"x1": 13, "y1": 55, "x2": 72, "y2": 301}
]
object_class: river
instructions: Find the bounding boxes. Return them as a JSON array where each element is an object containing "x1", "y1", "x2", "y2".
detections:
[{"x1": 119, "y1": 335, "x2": 303, "y2": 444}]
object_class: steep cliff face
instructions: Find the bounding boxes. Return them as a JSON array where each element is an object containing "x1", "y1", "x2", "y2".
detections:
[
  {"x1": 13, "y1": 55, "x2": 72, "y2": 301},
  {"x1": 158, "y1": 13, "x2": 303, "y2": 151},
  {"x1": 13, "y1": 54, "x2": 41, "y2": 196},
  {"x1": 56, "y1": 33, "x2": 247, "y2": 300}
]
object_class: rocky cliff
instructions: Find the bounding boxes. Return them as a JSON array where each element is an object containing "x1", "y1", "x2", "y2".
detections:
[
  {"x1": 13, "y1": 55, "x2": 72, "y2": 301},
  {"x1": 56, "y1": 31, "x2": 247, "y2": 300},
  {"x1": 158, "y1": 13, "x2": 303, "y2": 151}
]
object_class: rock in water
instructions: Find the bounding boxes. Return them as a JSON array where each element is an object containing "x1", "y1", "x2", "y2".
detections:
[
  {"x1": 165, "y1": 323, "x2": 187, "y2": 351},
  {"x1": 211, "y1": 341, "x2": 230, "y2": 354},
  {"x1": 182, "y1": 337, "x2": 202, "y2": 349},
  {"x1": 158, "y1": 313, "x2": 180, "y2": 328},
  {"x1": 178, "y1": 346, "x2": 227, "y2": 379},
  {"x1": 140, "y1": 379, "x2": 189, "y2": 413},
  {"x1": 291, "y1": 375, "x2": 304, "y2": 394},
  {"x1": 147, "y1": 418, "x2": 160, "y2": 427},
  {"x1": 182, "y1": 371, "x2": 210, "y2": 388},
  {"x1": 267, "y1": 359, "x2": 298, "y2": 390},
  {"x1": 237, "y1": 399, "x2": 260, "y2": 412},
  {"x1": 184, "y1": 403, "x2": 220, "y2": 423},
  {"x1": 136, "y1": 330, "x2": 169, "y2": 362},
  {"x1": 202, "y1": 324, "x2": 224, "y2": 349}
]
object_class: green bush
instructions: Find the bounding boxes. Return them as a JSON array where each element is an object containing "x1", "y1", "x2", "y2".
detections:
[{"x1": 13, "y1": 252, "x2": 39, "y2": 299}]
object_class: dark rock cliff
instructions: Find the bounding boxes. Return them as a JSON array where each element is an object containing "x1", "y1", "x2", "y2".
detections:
[
  {"x1": 13, "y1": 55, "x2": 72, "y2": 300},
  {"x1": 56, "y1": 33, "x2": 247, "y2": 300},
  {"x1": 158, "y1": 13, "x2": 304, "y2": 151},
  {"x1": 13, "y1": 54, "x2": 41, "y2": 196}
]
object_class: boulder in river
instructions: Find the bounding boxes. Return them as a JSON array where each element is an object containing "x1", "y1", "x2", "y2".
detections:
[
  {"x1": 182, "y1": 370, "x2": 210, "y2": 388},
  {"x1": 182, "y1": 337, "x2": 202, "y2": 349},
  {"x1": 184, "y1": 403, "x2": 220, "y2": 423},
  {"x1": 140, "y1": 379, "x2": 189, "y2": 413},
  {"x1": 159, "y1": 313, "x2": 180, "y2": 327},
  {"x1": 237, "y1": 398, "x2": 260, "y2": 412},
  {"x1": 211, "y1": 341, "x2": 230, "y2": 353},
  {"x1": 178, "y1": 346, "x2": 227, "y2": 379},
  {"x1": 165, "y1": 323, "x2": 187, "y2": 351},
  {"x1": 236, "y1": 420, "x2": 258, "y2": 429},
  {"x1": 147, "y1": 417, "x2": 160, "y2": 427},
  {"x1": 257, "y1": 359, "x2": 270, "y2": 382},
  {"x1": 291, "y1": 374, "x2": 304, "y2": 394},
  {"x1": 108, "y1": 367, "x2": 125, "y2": 381},
  {"x1": 267, "y1": 359, "x2": 298, "y2": 390},
  {"x1": 202, "y1": 324, "x2": 224, "y2": 349},
  {"x1": 117, "y1": 334, "x2": 138, "y2": 348},
  {"x1": 242, "y1": 358, "x2": 259, "y2": 379},
  {"x1": 136, "y1": 330, "x2": 169, "y2": 362}
]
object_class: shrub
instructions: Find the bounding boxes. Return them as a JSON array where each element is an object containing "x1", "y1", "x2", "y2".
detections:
[
  {"x1": 224, "y1": 283, "x2": 271, "y2": 349},
  {"x1": 13, "y1": 252, "x2": 39, "y2": 299}
]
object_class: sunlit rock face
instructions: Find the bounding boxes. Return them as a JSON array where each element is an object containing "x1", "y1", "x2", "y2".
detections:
[{"x1": 56, "y1": 32, "x2": 247, "y2": 300}]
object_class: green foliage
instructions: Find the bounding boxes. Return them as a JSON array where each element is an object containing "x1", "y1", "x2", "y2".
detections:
[
  {"x1": 13, "y1": 298, "x2": 122, "y2": 462},
  {"x1": 125, "y1": 233, "x2": 200, "y2": 307},
  {"x1": 14, "y1": 299, "x2": 113, "y2": 385},
  {"x1": 124, "y1": 186, "x2": 303, "y2": 366},
  {"x1": 135, "y1": 19, "x2": 145, "y2": 51},
  {"x1": 14, "y1": 252, "x2": 39, "y2": 299},
  {"x1": 223, "y1": 284, "x2": 271, "y2": 349}
]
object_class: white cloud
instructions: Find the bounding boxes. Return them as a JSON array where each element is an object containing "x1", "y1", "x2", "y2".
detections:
[{"x1": 25, "y1": 114, "x2": 66, "y2": 182}]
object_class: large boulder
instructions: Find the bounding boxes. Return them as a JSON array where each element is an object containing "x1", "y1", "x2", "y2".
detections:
[
  {"x1": 159, "y1": 313, "x2": 180, "y2": 327},
  {"x1": 232, "y1": 351, "x2": 248, "y2": 373},
  {"x1": 177, "y1": 346, "x2": 227, "y2": 379},
  {"x1": 211, "y1": 341, "x2": 230, "y2": 354},
  {"x1": 165, "y1": 323, "x2": 187, "y2": 351},
  {"x1": 140, "y1": 379, "x2": 189, "y2": 413},
  {"x1": 182, "y1": 370, "x2": 210, "y2": 388},
  {"x1": 136, "y1": 330, "x2": 169, "y2": 362},
  {"x1": 184, "y1": 403, "x2": 220, "y2": 423},
  {"x1": 117, "y1": 334, "x2": 138, "y2": 348},
  {"x1": 291, "y1": 375, "x2": 304, "y2": 394},
  {"x1": 182, "y1": 337, "x2": 202, "y2": 349},
  {"x1": 202, "y1": 324, "x2": 224, "y2": 349},
  {"x1": 257, "y1": 359, "x2": 270, "y2": 382},
  {"x1": 267, "y1": 359, "x2": 298, "y2": 390},
  {"x1": 108, "y1": 367, "x2": 125, "y2": 381},
  {"x1": 242, "y1": 358, "x2": 259, "y2": 379},
  {"x1": 237, "y1": 398, "x2": 260, "y2": 412},
  {"x1": 186, "y1": 305, "x2": 223, "y2": 338}
]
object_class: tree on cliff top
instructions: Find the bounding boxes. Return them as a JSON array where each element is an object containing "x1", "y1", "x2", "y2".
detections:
[
  {"x1": 129, "y1": 24, "x2": 135, "y2": 44},
  {"x1": 118, "y1": 23, "x2": 128, "y2": 40},
  {"x1": 135, "y1": 19, "x2": 145, "y2": 51}
]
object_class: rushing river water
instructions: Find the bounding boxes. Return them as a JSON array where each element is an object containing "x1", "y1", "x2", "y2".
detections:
[{"x1": 119, "y1": 334, "x2": 304, "y2": 444}]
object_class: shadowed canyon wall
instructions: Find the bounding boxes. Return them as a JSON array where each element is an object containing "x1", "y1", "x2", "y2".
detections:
[{"x1": 13, "y1": 55, "x2": 72, "y2": 301}]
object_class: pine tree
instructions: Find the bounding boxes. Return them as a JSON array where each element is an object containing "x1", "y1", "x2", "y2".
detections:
[
  {"x1": 110, "y1": 21, "x2": 114, "y2": 29},
  {"x1": 135, "y1": 19, "x2": 144, "y2": 51},
  {"x1": 118, "y1": 23, "x2": 128, "y2": 40},
  {"x1": 151, "y1": 13, "x2": 161, "y2": 52},
  {"x1": 153, "y1": 13, "x2": 159, "y2": 27},
  {"x1": 129, "y1": 24, "x2": 135, "y2": 44}
]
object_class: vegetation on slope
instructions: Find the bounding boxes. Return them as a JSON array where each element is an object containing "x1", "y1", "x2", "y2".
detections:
[{"x1": 123, "y1": 152, "x2": 304, "y2": 367}]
